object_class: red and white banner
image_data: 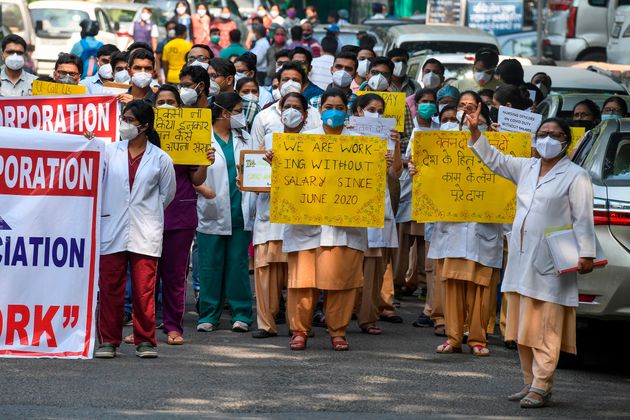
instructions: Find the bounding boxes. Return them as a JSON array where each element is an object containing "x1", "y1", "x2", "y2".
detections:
[
  {"x1": 0, "y1": 127, "x2": 103, "y2": 358},
  {"x1": 0, "y1": 94, "x2": 119, "y2": 143}
]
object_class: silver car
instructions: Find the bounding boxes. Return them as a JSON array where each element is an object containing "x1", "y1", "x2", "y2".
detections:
[{"x1": 571, "y1": 119, "x2": 630, "y2": 322}]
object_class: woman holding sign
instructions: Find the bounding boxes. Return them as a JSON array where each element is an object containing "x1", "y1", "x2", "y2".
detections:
[
  {"x1": 283, "y1": 88, "x2": 367, "y2": 351},
  {"x1": 252, "y1": 92, "x2": 310, "y2": 339},
  {"x1": 196, "y1": 92, "x2": 255, "y2": 333},
  {"x1": 467, "y1": 106, "x2": 596, "y2": 408}
]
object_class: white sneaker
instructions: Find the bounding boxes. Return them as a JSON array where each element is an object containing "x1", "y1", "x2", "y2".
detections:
[
  {"x1": 197, "y1": 322, "x2": 216, "y2": 332},
  {"x1": 232, "y1": 321, "x2": 249, "y2": 332}
]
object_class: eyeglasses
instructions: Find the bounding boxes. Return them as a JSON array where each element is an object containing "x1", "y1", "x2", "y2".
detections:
[
  {"x1": 370, "y1": 69, "x2": 391, "y2": 78},
  {"x1": 537, "y1": 131, "x2": 566, "y2": 140},
  {"x1": 602, "y1": 107, "x2": 624, "y2": 115},
  {"x1": 187, "y1": 55, "x2": 210, "y2": 63},
  {"x1": 4, "y1": 49, "x2": 24, "y2": 55},
  {"x1": 57, "y1": 70, "x2": 80, "y2": 78}
]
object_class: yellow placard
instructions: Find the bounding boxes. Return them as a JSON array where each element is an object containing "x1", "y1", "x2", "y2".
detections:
[
  {"x1": 568, "y1": 126, "x2": 586, "y2": 155},
  {"x1": 154, "y1": 107, "x2": 212, "y2": 165},
  {"x1": 270, "y1": 133, "x2": 387, "y2": 228},
  {"x1": 357, "y1": 91, "x2": 406, "y2": 132},
  {"x1": 32, "y1": 80, "x2": 86, "y2": 96},
  {"x1": 411, "y1": 131, "x2": 531, "y2": 223}
]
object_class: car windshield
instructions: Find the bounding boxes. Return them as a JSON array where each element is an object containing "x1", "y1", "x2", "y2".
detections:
[
  {"x1": 401, "y1": 41, "x2": 498, "y2": 55},
  {"x1": 442, "y1": 63, "x2": 474, "y2": 80},
  {"x1": 1, "y1": 2, "x2": 25, "y2": 33},
  {"x1": 313, "y1": 32, "x2": 361, "y2": 47},
  {"x1": 31, "y1": 8, "x2": 89, "y2": 34},
  {"x1": 107, "y1": 9, "x2": 137, "y2": 24}
]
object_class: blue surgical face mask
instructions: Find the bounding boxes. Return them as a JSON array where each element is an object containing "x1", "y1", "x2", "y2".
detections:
[
  {"x1": 601, "y1": 113, "x2": 623, "y2": 121},
  {"x1": 417, "y1": 103, "x2": 437, "y2": 121},
  {"x1": 322, "y1": 109, "x2": 346, "y2": 128}
]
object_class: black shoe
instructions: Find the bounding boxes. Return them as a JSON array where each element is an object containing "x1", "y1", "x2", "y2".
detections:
[
  {"x1": 252, "y1": 329, "x2": 278, "y2": 339},
  {"x1": 275, "y1": 311, "x2": 286, "y2": 325},
  {"x1": 505, "y1": 340, "x2": 517, "y2": 349},
  {"x1": 412, "y1": 313, "x2": 434, "y2": 328},
  {"x1": 379, "y1": 314, "x2": 403, "y2": 324},
  {"x1": 312, "y1": 311, "x2": 327, "y2": 328},
  {"x1": 123, "y1": 313, "x2": 133, "y2": 326}
]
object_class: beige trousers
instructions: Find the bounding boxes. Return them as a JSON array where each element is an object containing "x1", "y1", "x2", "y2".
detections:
[
  {"x1": 378, "y1": 258, "x2": 397, "y2": 317},
  {"x1": 254, "y1": 262, "x2": 287, "y2": 334},
  {"x1": 430, "y1": 257, "x2": 445, "y2": 328},
  {"x1": 358, "y1": 250, "x2": 390, "y2": 328},
  {"x1": 288, "y1": 287, "x2": 357, "y2": 337},
  {"x1": 444, "y1": 278, "x2": 495, "y2": 348}
]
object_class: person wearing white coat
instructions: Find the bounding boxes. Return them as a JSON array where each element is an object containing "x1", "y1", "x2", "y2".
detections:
[
  {"x1": 283, "y1": 88, "x2": 368, "y2": 352},
  {"x1": 468, "y1": 107, "x2": 596, "y2": 408},
  {"x1": 96, "y1": 101, "x2": 176, "y2": 359},
  {"x1": 196, "y1": 93, "x2": 256, "y2": 333}
]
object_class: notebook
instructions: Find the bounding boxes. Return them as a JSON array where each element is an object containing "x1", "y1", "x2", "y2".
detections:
[{"x1": 544, "y1": 226, "x2": 608, "y2": 274}]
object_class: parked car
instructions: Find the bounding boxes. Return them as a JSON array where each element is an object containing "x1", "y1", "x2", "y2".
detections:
[
  {"x1": 497, "y1": 31, "x2": 539, "y2": 58},
  {"x1": 570, "y1": 118, "x2": 630, "y2": 323},
  {"x1": 29, "y1": 1, "x2": 118, "y2": 75},
  {"x1": 382, "y1": 24, "x2": 500, "y2": 57},
  {"x1": 0, "y1": 0, "x2": 35, "y2": 46},
  {"x1": 543, "y1": 0, "x2": 611, "y2": 61},
  {"x1": 407, "y1": 53, "x2": 532, "y2": 86},
  {"x1": 313, "y1": 24, "x2": 384, "y2": 55},
  {"x1": 607, "y1": 3, "x2": 630, "y2": 64},
  {"x1": 99, "y1": 3, "x2": 145, "y2": 50},
  {"x1": 536, "y1": 93, "x2": 630, "y2": 119},
  {"x1": 523, "y1": 65, "x2": 628, "y2": 95}
]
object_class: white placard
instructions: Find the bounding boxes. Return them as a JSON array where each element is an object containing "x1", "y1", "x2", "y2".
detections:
[
  {"x1": 497, "y1": 105, "x2": 542, "y2": 134},
  {"x1": 348, "y1": 116, "x2": 397, "y2": 150},
  {"x1": 240, "y1": 151, "x2": 271, "y2": 192}
]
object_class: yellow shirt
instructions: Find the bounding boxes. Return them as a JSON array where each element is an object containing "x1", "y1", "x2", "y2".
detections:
[{"x1": 162, "y1": 38, "x2": 192, "y2": 84}]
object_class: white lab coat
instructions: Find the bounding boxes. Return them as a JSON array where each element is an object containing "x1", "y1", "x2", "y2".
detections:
[
  {"x1": 282, "y1": 127, "x2": 368, "y2": 253},
  {"x1": 470, "y1": 135, "x2": 596, "y2": 307},
  {"x1": 100, "y1": 141, "x2": 176, "y2": 257},
  {"x1": 368, "y1": 184, "x2": 398, "y2": 249},
  {"x1": 428, "y1": 222, "x2": 504, "y2": 268},
  {"x1": 253, "y1": 132, "x2": 285, "y2": 245},
  {"x1": 197, "y1": 129, "x2": 255, "y2": 235}
]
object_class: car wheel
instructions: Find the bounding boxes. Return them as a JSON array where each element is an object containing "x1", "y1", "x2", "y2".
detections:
[{"x1": 579, "y1": 50, "x2": 607, "y2": 62}]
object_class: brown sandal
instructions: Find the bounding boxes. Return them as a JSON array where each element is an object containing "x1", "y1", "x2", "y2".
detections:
[
  {"x1": 331, "y1": 336, "x2": 349, "y2": 351},
  {"x1": 167, "y1": 332, "x2": 184, "y2": 345},
  {"x1": 470, "y1": 345, "x2": 490, "y2": 357},
  {"x1": 436, "y1": 341, "x2": 462, "y2": 354},
  {"x1": 289, "y1": 332, "x2": 307, "y2": 351},
  {"x1": 360, "y1": 325, "x2": 382, "y2": 335}
]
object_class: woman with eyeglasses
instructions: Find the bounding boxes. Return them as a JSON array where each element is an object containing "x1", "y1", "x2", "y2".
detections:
[
  {"x1": 467, "y1": 106, "x2": 596, "y2": 408},
  {"x1": 95, "y1": 100, "x2": 176, "y2": 359},
  {"x1": 600, "y1": 96, "x2": 628, "y2": 121},
  {"x1": 196, "y1": 92, "x2": 255, "y2": 333}
]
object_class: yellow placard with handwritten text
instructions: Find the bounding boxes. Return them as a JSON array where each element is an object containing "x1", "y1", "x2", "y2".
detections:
[
  {"x1": 412, "y1": 131, "x2": 531, "y2": 223},
  {"x1": 270, "y1": 133, "x2": 387, "y2": 227},
  {"x1": 154, "y1": 107, "x2": 212, "y2": 165},
  {"x1": 357, "y1": 91, "x2": 406, "y2": 132},
  {"x1": 32, "y1": 80, "x2": 86, "y2": 96},
  {"x1": 568, "y1": 127, "x2": 586, "y2": 155}
]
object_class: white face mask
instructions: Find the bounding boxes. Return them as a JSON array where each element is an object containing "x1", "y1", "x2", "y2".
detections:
[
  {"x1": 119, "y1": 120, "x2": 140, "y2": 141},
  {"x1": 272, "y1": 88, "x2": 280, "y2": 101},
  {"x1": 98, "y1": 63, "x2": 113, "y2": 80},
  {"x1": 221, "y1": 12, "x2": 231, "y2": 20},
  {"x1": 157, "y1": 103, "x2": 177, "y2": 109},
  {"x1": 281, "y1": 108, "x2": 304, "y2": 128},
  {"x1": 197, "y1": 9, "x2": 207, "y2": 16},
  {"x1": 535, "y1": 136, "x2": 565, "y2": 160},
  {"x1": 280, "y1": 80, "x2": 301, "y2": 97},
  {"x1": 234, "y1": 72, "x2": 247, "y2": 83},
  {"x1": 190, "y1": 60, "x2": 209, "y2": 70},
  {"x1": 357, "y1": 59, "x2": 369, "y2": 78},
  {"x1": 270, "y1": 10, "x2": 279, "y2": 18},
  {"x1": 241, "y1": 93, "x2": 258, "y2": 102},
  {"x1": 177, "y1": 6, "x2": 187, "y2": 15},
  {"x1": 332, "y1": 70, "x2": 353, "y2": 88},
  {"x1": 393, "y1": 61, "x2": 407, "y2": 78},
  {"x1": 474, "y1": 70, "x2": 492, "y2": 85},
  {"x1": 367, "y1": 74, "x2": 388, "y2": 91},
  {"x1": 208, "y1": 79, "x2": 221, "y2": 97},
  {"x1": 5, "y1": 53, "x2": 25, "y2": 71},
  {"x1": 438, "y1": 103, "x2": 447, "y2": 112},
  {"x1": 141, "y1": 12, "x2": 151, "y2": 22},
  {"x1": 456, "y1": 110, "x2": 465, "y2": 124},
  {"x1": 167, "y1": 29, "x2": 176, "y2": 39},
  {"x1": 363, "y1": 111, "x2": 380, "y2": 119},
  {"x1": 230, "y1": 112, "x2": 246, "y2": 129},
  {"x1": 131, "y1": 71, "x2": 152, "y2": 88},
  {"x1": 440, "y1": 121, "x2": 460, "y2": 131},
  {"x1": 257, "y1": 9, "x2": 267, "y2": 16},
  {"x1": 179, "y1": 86, "x2": 199, "y2": 106},
  {"x1": 114, "y1": 69, "x2": 131, "y2": 83},
  {"x1": 422, "y1": 71, "x2": 440, "y2": 89}
]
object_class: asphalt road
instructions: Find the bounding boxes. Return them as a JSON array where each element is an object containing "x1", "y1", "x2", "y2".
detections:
[{"x1": 2, "y1": 286, "x2": 630, "y2": 419}]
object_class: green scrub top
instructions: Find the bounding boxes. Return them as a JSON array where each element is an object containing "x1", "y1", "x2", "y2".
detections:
[{"x1": 215, "y1": 132, "x2": 244, "y2": 229}]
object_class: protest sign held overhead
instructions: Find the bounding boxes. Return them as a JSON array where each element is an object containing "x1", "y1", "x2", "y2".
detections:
[
  {"x1": 0, "y1": 127, "x2": 103, "y2": 359},
  {"x1": 154, "y1": 107, "x2": 213, "y2": 165},
  {"x1": 356, "y1": 91, "x2": 406, "y2": 132},
  {"x1": 0, "y1": 95, "x2": 119, "y2": 143},
  {"x1": 270, "y1": 133, "x2": 387, "y2": 228},
  {"x1": 412, "y1": 130, "x2": 531, "y2": 223}
]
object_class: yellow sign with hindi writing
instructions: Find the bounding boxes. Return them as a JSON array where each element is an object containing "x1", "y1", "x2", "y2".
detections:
[
  {"x1": 412, "y1": 131, "x2": 531, "y2": 223},
  {"x1": 356, "y1": 91, "x2": 406, "y2": 132},
  {"x1": 154, "y1": 107, "x2": 212, "y2": 165},
  {"x1": 270, "y1": 133, "x2": 387, "y2": 228},
  {"x1": 32, "y1": 80, "x2": 86, "y2": 96}
]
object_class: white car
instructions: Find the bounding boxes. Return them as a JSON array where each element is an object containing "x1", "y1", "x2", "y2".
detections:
[
  {"x1": 607, "y1": 6, "x2": 630, "y2": 64},
  {"x1": 29, "y1": 1, "x2": 117, "y2": 75}
]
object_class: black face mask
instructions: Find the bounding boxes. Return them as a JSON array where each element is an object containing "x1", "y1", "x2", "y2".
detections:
[
  {"x1": 570, "y1": 120, "x2": 594, "y2": 131},
  {"x1": 489, "y1": 106, "x2": 499, "y2": 123}
]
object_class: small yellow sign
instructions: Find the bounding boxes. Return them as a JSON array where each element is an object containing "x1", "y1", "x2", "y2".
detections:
[
  {"x1": 154, "y1": 107, "x2": 213, "y2": 165},
  {"x1": 356, "y1": 90, "x2": 406, "y2": 132},
  {"x1": 270, "y1": 133, "x2": 387, "y2": 228},
  {"x1": 32, "y1": 80, "x2": 86, "y2": 96},
  {"x1": 411, "y1": 131, "x2": 531, "y2": 223}
]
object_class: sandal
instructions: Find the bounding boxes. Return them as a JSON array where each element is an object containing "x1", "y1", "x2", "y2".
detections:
[
  {"x1": 289, "y1": 332, "x2": 307, "y2": 351},
  {"x1": 360, "y1": 325, "x2": 382, "y2": 335},
  {"x1": 436, "y1": 341, "x2": 462, "y2": 354},
  {"x1": 508, "y1": 384, "x2": 531, "y2": 402},
  {"x1": 331, "y1": 336, "x2": 349, "y2": 351},
  {"x1": 520, "y1": 387, "x2": 552, "y2": 408},
  {"x1": 470, "y1": 345, "x2": 490, "y2": 357},
  {"x1": 167, "y1": 332, "x2": 184, "y2": 345}
]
